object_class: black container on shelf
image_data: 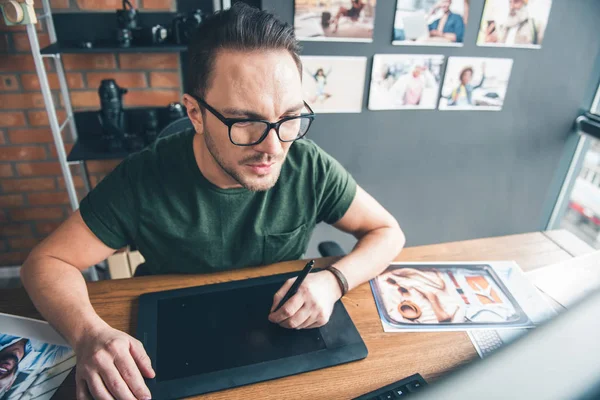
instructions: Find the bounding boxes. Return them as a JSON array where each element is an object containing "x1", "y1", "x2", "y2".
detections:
[
  {"x1": 98, "y1": 79, "x2": 128, "y2": 135},
  {"x1": 116, "y1": 5, "x2": 139, "y2": 30},
  {"x1": 74, "y1": 102, "x2": 187, "y2": 158},
  {"x1": 143, "y1": 109, "x2": 160, "y2": 145},
  {"x1": 117, "y1": 28, "x2": 134, "y2": 48},
  {"x1": 151, "y1": 24, "x2": 169, "y2": 45},
  {"x1": 116, "y1": 0, "x2": 141, "y2": 48},
  {"x1": 171, "y1": 9, "x2": 203, "y2": 45}
]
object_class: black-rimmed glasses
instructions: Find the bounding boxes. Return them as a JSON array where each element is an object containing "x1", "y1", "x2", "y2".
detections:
[{"x1": 189, "y1": 95, "x2": 316, "y2": 146}]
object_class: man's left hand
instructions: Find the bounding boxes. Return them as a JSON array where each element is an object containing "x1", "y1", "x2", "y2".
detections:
[{"x1": 268, "y1": 270, "x2": 342, "y2": 329}]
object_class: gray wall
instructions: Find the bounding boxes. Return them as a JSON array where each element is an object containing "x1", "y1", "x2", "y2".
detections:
[{"x1": 262, "y1": 0, "x2": 600, "y2": 256}]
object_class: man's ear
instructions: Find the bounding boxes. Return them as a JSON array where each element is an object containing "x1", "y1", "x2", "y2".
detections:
[{"x1": 182, "y1": 94, "x2": 204, "y2": 134}]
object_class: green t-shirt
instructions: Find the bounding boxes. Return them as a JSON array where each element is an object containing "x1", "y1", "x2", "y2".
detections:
[{"x1": 79, "y1": 129, "x2": 357, "y2": 274}]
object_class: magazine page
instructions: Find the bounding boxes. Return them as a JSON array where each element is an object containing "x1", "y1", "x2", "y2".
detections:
[
  {"x1": 0, "y1": 313, "x2": 76, "y2": 400},
  {"x1": 370, "y1": 261, "x2": 554, "y2": 332}
]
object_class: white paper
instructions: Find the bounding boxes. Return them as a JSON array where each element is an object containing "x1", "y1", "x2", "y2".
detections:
[{"x1": 526, "y1": 251, "x2": 600, "y2": 309}]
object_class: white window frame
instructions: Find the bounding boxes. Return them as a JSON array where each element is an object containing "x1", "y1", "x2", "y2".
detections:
[
  {"x1": 546, "y1": 83, "x2": 600, "y2": 229},
  {"x1": 593, "y1": 84, "x2": 600, "y2": 116}
]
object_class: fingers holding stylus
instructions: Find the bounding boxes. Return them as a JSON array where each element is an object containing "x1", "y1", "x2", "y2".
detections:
[
  {"x1": 269, "y1": 290, "x2": 304, "y2": 324},
  {"x1": 296, "y1": 300, "x2": 331, "y2": 330},
  {"x1": 281, "y1": 303, "x2": 313, "y2": 329},
  {"x1": 270, "y1": 277, "x2": 296, "y2": 313},
  {"x1": 295, "y1": 309, "x2": 320, "y2": 330},
  {"x1": 270, "y1": 290, "x2": 318, "y2": 329},
  {"x1": 269, "y1": 271, "x2": 339, "y2": 329}
]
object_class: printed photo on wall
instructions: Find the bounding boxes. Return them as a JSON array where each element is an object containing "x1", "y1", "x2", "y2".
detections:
[
  {"x1": 392, "y1": 0, "x2": 469, "y2": 47},
  {"x1": 477, "y1": 0, "x2": 552, "y2": 49},
  {"x1": 301, "y1": 56, "x2": 367, "y2": 113},
  {"x1": 294, "y1": 0, "x2": 376, "y2": 42},
  {"x1": 439, "y1": 57, "x2": 513, "y2": 111},
  {"x1": 368, "y1": 54, "x2": 445, "y2": 110}
]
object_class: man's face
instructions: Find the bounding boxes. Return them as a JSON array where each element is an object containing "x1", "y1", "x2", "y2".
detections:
[
  {"x1": 441, "y1": 0, "x2": 451, "y2": 13},
  {"x1": 412, "y1": 67, "x2": 423, "y2": 78},
  {"x1": 0, "y1": 340, "x2": 27, "y2": 393},
  {"x1": 509, "y1": 0, "x2": 525, "y2": 14},
  {"x1": 196, "y1": 49, "x2": 303, "y2": 192}
]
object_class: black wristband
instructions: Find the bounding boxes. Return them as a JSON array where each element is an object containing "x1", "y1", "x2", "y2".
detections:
[{"x1": 326, "y1": 265, "x2": 349, "y2": 296}]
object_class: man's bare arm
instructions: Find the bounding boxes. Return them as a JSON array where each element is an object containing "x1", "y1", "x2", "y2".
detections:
[
  {"x1": 329, "y1": 185, "x2": 405, "y2": 291},
  {"x1": 269, "y1": 185, "x2": 404, "y2": 330},
  {"x1": 21, "y1": 211, "x2": 154, "y2": 400},
  {"x1": 21, "y1": 211, "x2": 116, "y2": 345}
]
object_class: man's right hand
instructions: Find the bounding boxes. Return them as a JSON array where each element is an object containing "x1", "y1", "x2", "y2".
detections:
[{"x1": 74, "y1": 324, "x2": 155, "y2": 400}]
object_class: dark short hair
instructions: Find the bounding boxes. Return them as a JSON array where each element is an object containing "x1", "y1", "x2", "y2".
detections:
[
  {"x1": 186, "y1": 3, "x2": 302, "y2": 98},
  {"x1": 460, "y1": 67, "x2": 474, "y2": 81}
]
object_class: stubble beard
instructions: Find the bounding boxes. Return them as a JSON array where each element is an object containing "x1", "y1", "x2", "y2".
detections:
[{"x1": 203, "y1": 128, "x2": 283, "y2": 192}]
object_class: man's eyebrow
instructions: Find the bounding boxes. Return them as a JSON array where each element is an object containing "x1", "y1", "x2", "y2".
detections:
[
  {"x1": 221, "y1": 102, "x2": 306, "y2": 120},
  {"x1": 221, "y1": 107, "x2": 266, "y2": 119},
  {"x1": 283, "y1": 102, "x2": 306, "y2": 114}
]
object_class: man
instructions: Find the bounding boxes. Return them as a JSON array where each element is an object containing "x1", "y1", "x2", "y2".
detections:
[
  {"x1": 0, "y1": 337, "x2": 28, "y2": 397},
  {"x1": 20, "y1": 3, "x2": 405, "y2": 400},
  {"x1": 428, "y1": 0, "x2": 465, "y2": 43},
  {"x1": 485, "y1": 0, "x2": 545, "y2": 46}
]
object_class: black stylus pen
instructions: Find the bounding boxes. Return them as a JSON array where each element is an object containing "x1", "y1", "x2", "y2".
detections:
[{"x1": 274, "y1": 260, "x2": 315, "y2": 312}]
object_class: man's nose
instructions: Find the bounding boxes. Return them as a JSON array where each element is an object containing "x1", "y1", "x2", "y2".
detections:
[{"x1": 253, "y1": 127, "x2": 282, "y2": 155}]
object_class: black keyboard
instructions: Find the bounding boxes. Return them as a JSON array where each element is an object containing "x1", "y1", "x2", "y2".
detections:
[{"x1": 353, "y1": 373, "x2": 428, "y2": 399}]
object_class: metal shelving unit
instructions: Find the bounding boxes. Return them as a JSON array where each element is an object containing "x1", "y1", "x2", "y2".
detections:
[
  {"x1": 25, "y1": 0, "x2": 100, "y2": 279},
  {"x1": 27, "y1": 0, "x2": 86, "y2": 212},
  {"x1": 40, "y1": 42, "x2": 188, "y2": 54}
]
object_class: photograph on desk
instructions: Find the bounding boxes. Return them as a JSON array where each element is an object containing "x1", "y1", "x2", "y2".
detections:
[
  {"x1": 0, "y1": 313, "x2": 76, "y2": 400},
  {"x1": 301, "y1": 56, "x2": 367, "y2": 113},
  {"x1": 477, "y1": 0, "x2": 552, "y2": 49},
  {"x1": 370, "y1": 261, "x2": 553, "y2": 332},
  {"x1": 294, "y1": 0, "x2": 376, "y2": 42},
  {"x1": 438, "y1": 57, "x2": 513, "y2": 111},
  {"x1": 392, "y1": 0, "x2": 469, "y2": 46},
  {"x1": 368, "y1": 54, "x2": 445, "y2": 110}
]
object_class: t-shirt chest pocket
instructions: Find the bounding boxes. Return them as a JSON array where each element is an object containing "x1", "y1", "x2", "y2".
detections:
[{"x1": 263, "y1": 223, "x2": 310, "y2": 264}]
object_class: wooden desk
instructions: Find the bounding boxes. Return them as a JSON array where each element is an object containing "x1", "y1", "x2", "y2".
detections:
[{"x1": 0, "y1": 229, "x2": 592, "y2": 399}]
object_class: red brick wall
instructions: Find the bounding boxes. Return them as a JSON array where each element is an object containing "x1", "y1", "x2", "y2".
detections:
[{"x1": 0, "y1": 0, "x2": 181, "y2": 266}]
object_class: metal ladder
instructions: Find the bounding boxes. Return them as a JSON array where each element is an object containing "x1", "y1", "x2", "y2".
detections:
[{"x1": 26, "y1": 0, "x2": 98, "y2": 280}]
